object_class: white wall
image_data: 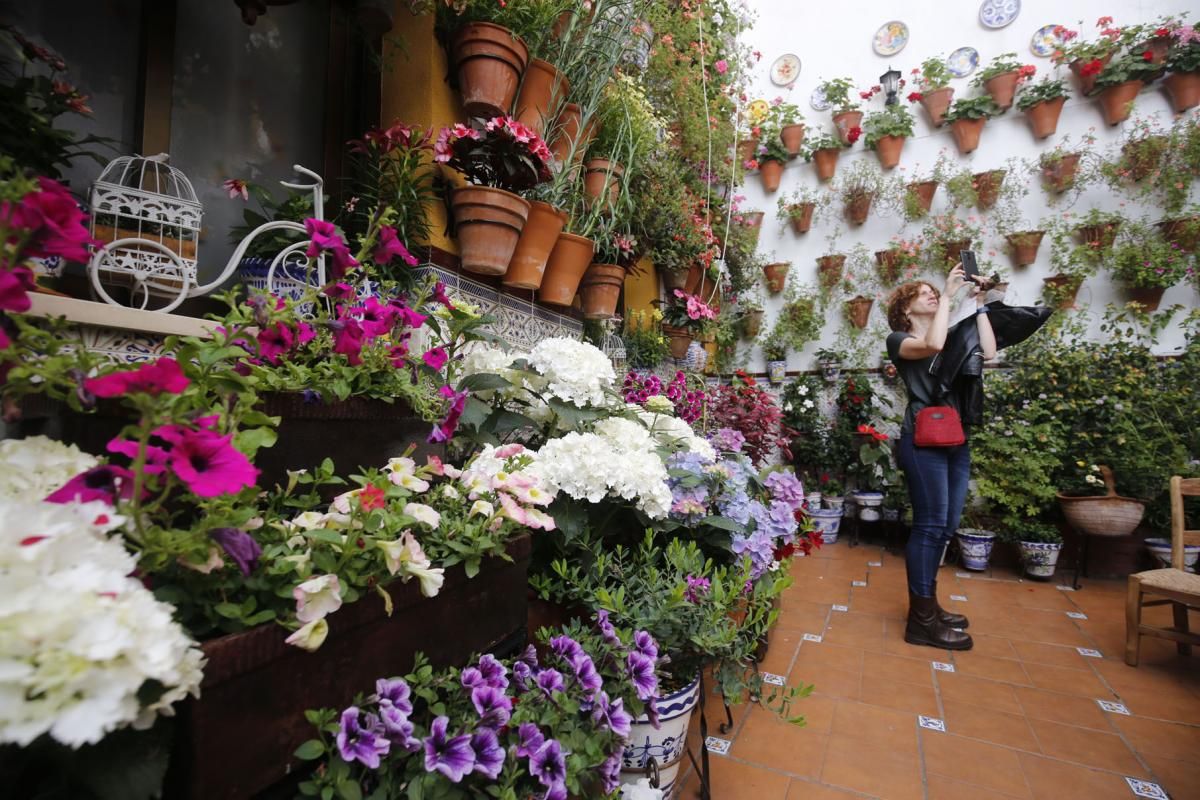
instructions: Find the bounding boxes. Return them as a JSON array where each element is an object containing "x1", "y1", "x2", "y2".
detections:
[{"x1": 736, "y1": 0, "x2": 1199, "y2": 372}]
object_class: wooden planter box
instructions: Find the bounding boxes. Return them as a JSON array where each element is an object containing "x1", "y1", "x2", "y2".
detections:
[{"x1": 165, "y1": 534, "x2": 533, "y2": 800}]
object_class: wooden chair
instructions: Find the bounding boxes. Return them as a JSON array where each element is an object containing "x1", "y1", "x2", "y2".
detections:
[{"x1": 1125, "y1": 476, "x2": 1200, "y2": 666}]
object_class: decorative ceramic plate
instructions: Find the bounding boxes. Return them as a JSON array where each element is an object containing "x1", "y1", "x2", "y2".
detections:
[
  {"x1": 979, "y1": 0, "x2": 1020, "y2": 29},
  {"x1": 873, "y1": 21, "x2": 909, "y2": 56},
  {"x1": 746, "y1": 98, "x2": 770, "y2": 124},
  {"x1": 809, "y1": 86, "x2": 831, "y2": 112},
  {"x1": 947, "y1": 47, "x2": 980, "y2": 78},
  {"x1": 1030, "y1": 24, "x2": 1063, "y2": 57},
  {"x1": 770, "y1": 53, "x2": 801, "y2": 86}
]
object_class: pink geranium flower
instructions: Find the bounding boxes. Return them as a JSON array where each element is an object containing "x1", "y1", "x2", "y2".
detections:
[
  {"x1": 714, "y1": 59, "x2": 728, "y2": 74},
  {"x1": 223, "y1": 179, "x2": 249, "y2": 201},
  {"x1": 167, "y1": 428, "x2": 259, "y2": 498},
  {"x1": 304, "y1": 218, "x2": 359, "y2": 280},
  {"x1": 373, "y1": 225, "x2": 419, "y2": 267},
  {"x1": 85, "y1": 357, "x2": 190, "y2": 398}
]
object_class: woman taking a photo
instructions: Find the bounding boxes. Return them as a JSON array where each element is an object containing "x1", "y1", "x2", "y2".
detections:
[{"x1": 886, "y1": 265, "x2": 996, "y2": 651}]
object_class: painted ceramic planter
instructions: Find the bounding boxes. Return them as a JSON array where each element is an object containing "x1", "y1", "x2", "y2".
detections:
[
  {"x1": 1144, "y1": 538, "x2": 1200, "y2": 572},
  {"x1": 810, "y1": 507, "x2": 843, "y2": 544},
  {"x1": 767, "y1": 359, "x2": 788, "y2": 384},
  {"x1": 621, "y1": 677, "x2": 700, "y2": 796},
  {"x1": 1019, "y1": 541, "x2": 1063, "y2": 580},
  {"x1": 805, "y1": 491, "x2": 823, "y2": 508},
  {"x1": 955, "y1": 529, "x2": 996, "y2": 571},
  {"x1": 853, "y1": 491, "x2": 884, "y2": 507}
]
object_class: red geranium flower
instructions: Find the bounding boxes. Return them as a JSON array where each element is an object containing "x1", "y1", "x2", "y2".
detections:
[
  {"x1": 1141, "y1": 50, "x2": 1155, "y2": 62},
  {"x1": 360, "y1": 484, "x2": 386, "y2": 511},
  {"x1": 846, "y1": 126, "x2": 863, "y2": 144},
  {"x1": 906, "y1": 91, "x2": 923, "y2": 103},
  {"x1": 1080, "y1": 59, "x2": 1104, "y2": 77}
]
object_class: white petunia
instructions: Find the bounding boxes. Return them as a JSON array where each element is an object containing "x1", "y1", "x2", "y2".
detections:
[
  {"x1": 293, "y1": 574, "x2": 343, "y2": 623},
  {"x1": 404, "y1": 502, "x2": 441, "y2": 529},
  {"x1": 285, "y1": 618, "x2": 329, "y2": 651}
]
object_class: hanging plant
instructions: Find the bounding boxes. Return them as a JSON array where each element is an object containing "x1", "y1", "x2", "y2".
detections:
[
  {"x1": 1092, "y1": 52, "x2": 1160, "y2": 124},
  {"x1": 776, "y1": 187, "x2": 825, "y2": 235},
  {"x1": 922, "y1": 213, "x2": 982, "y2": 269},
  {"x1": 862, "y1": 105, "x2": 915, "y2": 170},
  {"x1": 819, "y1": 77, "x2": 865, "y2": 144},
  {"x1": 1164, "y1": 28, "x2": 1200, "y2": 111},
  {"x1": 836, "y1": 159, "x2": 887, "y2": 226},
  {"x1": 802, "y1": 130, "x2": 852, "y2": 181},
  {"x1": 1016, "y1": 76, "x2": 1072, "y2": 139},
  {"x1": 971, "y1": 53, "x2": 1037, "y2": 112},
  {"x1": 875, "y1": 237, "x2": 924, "y2": 284},
  {"x1": 942, "y1": 96, "x2": 1000, "y2": 154},
  {"x1": 909, "y1": 56, "x2": 956, "y2": 127}
]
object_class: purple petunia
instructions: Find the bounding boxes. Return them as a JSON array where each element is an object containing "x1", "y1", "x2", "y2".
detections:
[
  {"x1": 632, "y1": 630, "x2": 659, "y2": 661},
  {"x1": 595, "y1": 609, "x2": 621, "y2": 647},
  {"x1": 599, "y1": 747, "x2": 624, "y2": 794},
  {"x1": 549, "y1": 634, "x2": 584, "y2": 664},
  {"x1": 378, "y1": 702, "x2": 420, "y2": 752},
  {"x1": 423, "y1": 716, "x2": 475, "y2": 782},
  {"x1": 460, "y1": 666, "x2": 485, "y2": 689},
  {"x1": 685, "y1": 574, "x2": 711, "y2": 603},
  {"x1": 646, "y1": 696, "x2": 661, "y2": 729},
  {"x1": 626, "y1": 651, "x2": 658, "y2": 701},
  {"x1": 374, "y1": 677, "x2": 413, "y2": 715},
  {"x1": 516, "y1": 722, "x2": 546, "y2": 759},
  {"x1": 477, "y1": 654, "x2": 509, "y2": 689},
  {"x1": 591, "y1": 691, "x2": 633, "y2": 738},
  {"x1": 470, "y1": 685, "x2": 512, "y2": 728},
  {"x1": 570, "y1": 653, "x2": 603, "y2": 699},
  {"x1": 336, "y1": 706, "x2": 391, "y2": 769},
  {"x1": 529, "y1": 739, "x2": 569, "y2": 800},
  {"x1": 512, "y1": 660, "x2": 533, "y2": 691},
  {"x1": 535, "y1": 668, "x2": 565, "y2": 695},
  {"x1": 470, "y1": 727, "x2": 506, "y2": 779}
]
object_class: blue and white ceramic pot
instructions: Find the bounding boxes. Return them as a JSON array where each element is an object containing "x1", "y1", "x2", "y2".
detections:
[
  {"x1": 621, "y1": 676, "x2": 700, "y2": 796},
  {"x1": 955, "y1": 528, "x2": 996, "y2": 571},
  {"x1": 810, "y1": 507, "x2": 843, "y2": 544},
  {"x1": 1019, "y1": 541, "x2": 1063, "y2": 579}
]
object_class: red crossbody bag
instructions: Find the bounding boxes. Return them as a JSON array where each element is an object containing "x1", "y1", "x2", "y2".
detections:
[{"x1": 913, "y1": 405, "x2": 966, "y2": 447}]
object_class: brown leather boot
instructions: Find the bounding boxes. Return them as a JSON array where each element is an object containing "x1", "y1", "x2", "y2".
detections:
[
  {"x1": 933, "y1": 580, "x2": 968, "y2": 629},
  {"x1": 905, "y1": 594, "x2": 973, "y2": 650}
]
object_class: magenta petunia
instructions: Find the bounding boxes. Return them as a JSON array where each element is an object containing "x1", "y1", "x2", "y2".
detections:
[
  {"x1": 373, "y1": 225, "x2": 419, "y2": 267},
  {"x1": 428, "y1": 385, "x2": 468, "y2": 443},
  {"x1": 167, "y1": 429, "x2": 259, "y2": 498},
  {"x1": 107, "y1": 435, "x2": 170, "y2": 474},
  {"x1": 331, "y1": 318, "x2": 366, "y2": 366},
  {"x1": 84, "y1": 357, "x2": 190, "y2": 398},
  {"x1": 351, "y1": 297, "x2": 400, "y2": 339},
  {"x1": 0, "y1": 266, "x2": 36, "y2": 313},
  {"x1": 45, "y1": 465, "x2": 140, "y2": 505},
  {"x1": 422, "y1": 347, "x2": 448, "y2": 370},
  {"x1": 256, "y1": 322, "x2": 295, "y2": 365},
  {"x1": 5, "y1": 177, "x2": 96, "y2": 263},
  {"x1": 304, "y1": 218, "x2": 359, "y2": 280}
]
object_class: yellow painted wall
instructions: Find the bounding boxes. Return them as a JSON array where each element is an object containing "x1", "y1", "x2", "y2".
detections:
[
  {"x1": 381, "y1": 4, "x2": 463, "y2": 254},
  {"x1": 623, "y1": 256, "x2": 658, "y2": 318}
]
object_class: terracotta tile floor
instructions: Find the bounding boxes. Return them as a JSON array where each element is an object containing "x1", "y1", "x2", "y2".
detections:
[{"x1": 676, "y1": 542, "x2": 1200, "y2": 800}]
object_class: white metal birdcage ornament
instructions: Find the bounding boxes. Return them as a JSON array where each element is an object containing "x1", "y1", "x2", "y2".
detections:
[{"x1": 88, "y1": 156, "x2": 328, "y2": 314}]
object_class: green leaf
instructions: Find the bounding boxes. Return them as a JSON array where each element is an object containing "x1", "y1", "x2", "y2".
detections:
[
  {"x1": 699, "y1": 515, "x2": 745, "y2": 532},
  {"x1": 294, "y1": 739, "x2": 326, "y2": 760},
  {"x1": 214, "y1": 602, "x2": 243, "y2": 619},
  {"x1": 235, "y1": 426, "x2": 278, "y2": 455},
  {"x1": 458, "y1": 372, "x2": 513, "y2": 392},
  {"x1": 337, "y1": 779, "x2": 363, "y2": 800}
]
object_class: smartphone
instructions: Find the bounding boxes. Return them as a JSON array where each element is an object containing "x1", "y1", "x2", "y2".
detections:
[{"x1": 959, "y1": 249, "x2": 980, "y2": 283}]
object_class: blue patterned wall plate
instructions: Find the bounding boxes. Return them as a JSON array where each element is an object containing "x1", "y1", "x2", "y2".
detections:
[
  {"x1": 1030, "y1": 24, "x2": 1063, "y2": 57},
  {"x1": 980, "y1": 0, "x2": 1020, "y2": 29},
  {"x1": 810, "y1": 86, "x2": 831, "y2": 111},
  {"x1": 947, "y1": 47, "x2": 980, "y2": 78},
  {"x1": 873, "y1": 21, "x2": 910, "y2": 56}
]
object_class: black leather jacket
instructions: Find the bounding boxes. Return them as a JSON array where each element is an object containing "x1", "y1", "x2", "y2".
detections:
[{"x1": 929, "y1": 302, "x2": 1054, "y2": 425}]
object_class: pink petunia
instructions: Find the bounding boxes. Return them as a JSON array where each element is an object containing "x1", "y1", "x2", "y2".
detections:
[
  {"x1": 429, "y1": 385, "x2": 468, "y2": 443},
  {"x1": 3, "y1": 177, "x2": 96, "y2": 264},
  {"x1": 45, "y1": 465, "x2": 140, "y2": 505},
  {"x1": 0, "y1": 266, "x2": 36, "y2": 313},
  {"x1": 167, "y1": 428, "x2": 259, "y2": 498},
  {"x1": 84, "y1": 357, "x2": 190, "y2": 398},
  {"x1": 322, "y1": 282, "x2": 358, "y2": 303},
  {"x1": 351, "y1": 297, "x2": 400, "y2": 339},
  {"x1": 304, "y1": 218, "x2": 359, "y2": 280},
  {"x1": 423, "y1": 347, "x2": 449, "y2": 370},
  {"x1": 332, "y1": 318, "x2": 366, "y2": 366},
  {"x1": 373, "y1": 225, "x2": 419, "y2": 267}
]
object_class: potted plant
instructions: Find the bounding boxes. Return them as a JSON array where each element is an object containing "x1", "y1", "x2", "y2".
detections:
[
  {"x1": 762, "y1": 330, "x2": 789, "y2": 383},
  {"x1": 738, "y1": 285, "x2": 766, "y2": 338},
  {"x1": 863, "y1": 104, "x2": 915, "y2": 169},
  {"x1": 777, "y1": 187, "x2": 823, "y2": 235},
  {"x1": 802, "y1": 130, "x2": 852, "y2": 181},
  {"x1": 875, "y1": 237, "x2": 923, "y2": 284},
  {"x1": 436, "y1": 117, "x2": 553, "y2": 276},
  {"x1": 815, "y1": 347, "x2": 844, "y2": 384},
  {"x1": 1158, "y1": 209, "x2": 1200, "y2": 253},
  {"x1": 909, "y1": 57, "x2": 956, "y2": 127},
  {"x1": 1111, "y1": 122, "x2": 1170, "y2": 182},
  {"x1": 837, "y1": 159, "x2": 886, "y2": 226},
  {"x1": 816, "y1": 253, "x2": 847, "y2": 292},
  {"x1": 971, "y1": 168, "x2": 1007, "y2": 210},
  {"x1": 1076, "y1": 207, "x2": 1123, "y2": 250},
  {"x1": 437, "y1": 4, "x2": 531, "y2": 118},
  {"x1": 972, "y1": 53, "x2": 1036, "y2": 112},
  {"x1": 1009, "y1": 519, "x2": 1066, "y2": 580},
  {"x1": 819, "y1": 77, "x2": 864, "y2": 144},
  {"x1": 900, "y1": 157, "x2": 948, "y2": 221},
  {"x1": 1040, "y1": 221, "x2": 1096, "y2": 308},
  {"x1": 659, "y1": 288, "x2": 716, "y2": 359},
  {"x1": 922, "y1": 213, "x2": 981, "y2": 269},
  {"x1": 1164, "y1": 24, "x2": 1200, "y2": 111},
  {"x1": 1057, "y1": 463, "x2": 1146, "y2": 538},
  {"x1": 942, "y1": 96, "x2": 1000, "y2": 154},
  {"x1": 773, "y1": 283, "x2": 821, "y2": 354},
  {"x1": 224, "y1": 179, "x2": 317, "y2": 294},
  {"x1": 1109, "y1": 224, "x2": 1191, "y2": 311},
  {"x1": 753, "y1": 123, "x2": 791, "y2": 193},
  {"x1": 1005, "y1": 228, "x2": 1047, "y2": 267},
  {"x1": 955, "y1": 521, "x2": 998, "y2": 571},
  {"x1": 765, "y1": 99, "x2": 807, "y2": 157},
  {"x1": 621, "y1": 309, "x2": 670, "y2": 368},
  {"x1": 1051, "y1": 18, "x2": 1130, "y2": 96},
  {"x1": 539, "y1": 215, "x2": 596, "y2": 307},
  {"x1": 1092, "y1": 52, "x2": 1160, "y2": 124},
  {"x1": 580, "y1": 225, "x2": 636, "y2": 320},
  {"x1": 1017, "y1": 75, "x2": 1072, "y2": 139},
  {"x1": 763, "y1": 259, "x2": 791, "y2": 293},
  {"x1": 1039, "y1": 143, "x2": 1086, "y2": 194}
]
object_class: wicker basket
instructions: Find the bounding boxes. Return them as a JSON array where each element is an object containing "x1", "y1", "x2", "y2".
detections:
[{"x1": 1057, "y1": 466, "x2": 1145, "y2": 538}]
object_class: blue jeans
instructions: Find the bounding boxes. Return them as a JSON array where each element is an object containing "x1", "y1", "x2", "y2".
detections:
[{"x1": 897, "y1": 433, "x2": 971, "y2": 597}]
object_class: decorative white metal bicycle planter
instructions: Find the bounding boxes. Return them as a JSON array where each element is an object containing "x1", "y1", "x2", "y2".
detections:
[{"x1": 87, "y1": 155, "x2": 328, "y2": 314}]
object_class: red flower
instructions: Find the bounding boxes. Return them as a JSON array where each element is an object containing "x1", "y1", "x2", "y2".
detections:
[
  {"x1": 85, "y1": 357, "x2": 190, "y2": 398},
  {"x1": 1154, "y1": 26, "x2": 1170, "y2": 37},
  {"x1": 1080, "y1": 59, "x2": 1104, "y2": 77},
  {"x1": 360, "y1": 484, "x2": 386, "y2": 511},
  {"x1": 846, "y1": 126, "x2": 863, "y2": 144},
  {"x1": 1141, "y1": 50, "x2": 1155, "y2": 62},
  {"x1": 859, "y1": 91, "x2": 873, "y2": 100},
  {"x1": 906, "y1": 91, "x2": 923, "y2": 103},
  {"x1": 1096, "y1": 16, "x2": 1113, "y2": 27}
]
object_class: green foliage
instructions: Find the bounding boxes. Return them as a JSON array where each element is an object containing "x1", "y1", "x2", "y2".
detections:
[
  {"x1": 942, "y1": 95, "x2": 1000, "y2": 121},
  {"x1": 862, "y1": 105, "x2": 915, "y2": 149},
  {"x1": 226, "y1": 181, "x2": 316, "y2": 260},
  {"x1": 972, "y1": 52, "x2": 1027, "y2": 85},
  {"x1": 915, "y1": 56, "x2": 953, "y2": 91},
  {"x1": 1094, "y1": 51, "x2": 1162, "y2": 89},
  {"x1": 621, "y1": 309, "x2": 669, "y2": 368},
  {"x1": 1002, "y1": 518, "x2": 1063, "y2": 545},
  {"x1": 1109, "y1": 219, "x2": 1194, "y2": 289},
  {"x1": 817, "y1": 77, "x2": 860, "y2": 112},
  {"x1": 1016, "y1": 75, "x2": 1071, "y2": 110},
  {"x1": 802, "y1": 130, "x2": 849, "y2": 159},
  {"x1": 780, "y1": 376, "x2": 824, "y2": 434}
]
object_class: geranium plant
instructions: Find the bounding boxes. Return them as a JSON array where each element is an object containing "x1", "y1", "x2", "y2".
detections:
[
  {"x1": 1016, "y1": 75, "x2": 1072, "y2": 110},
  {"x1": 941, "y1": 95, "x2": 1001, "y2": 121},
  {"x1": 971, "y1": 53, "x2": 1035, "y2": 86},
  {"x1": 912, "y1": 56, "x2": 954, "y2": 91},
  {"x1": 862, "y1": 104, "x2": 916, "y2": 150},
  {"x1": 661, "y1": 288, "x2": 716, "y2": 333},
  {"x1": 1093, "y1": 50, "x2": 1162, "y2": 90},
  {"x1": 1167, "y1": 24, "x2": 1200, "y2": 72},
  {"x1": 817, "y1": 77, "x2": 861, "y2": 113},
  {"x1": 434, "y1": 116, "x2": 553, "y2": 193}
]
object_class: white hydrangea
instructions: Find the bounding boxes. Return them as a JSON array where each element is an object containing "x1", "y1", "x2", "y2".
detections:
[
  {"x1": 0, "y1": 436, "x2": 99, "y2": 502},
  {"x1": 0, "y1": 500, "x2": 205, "y2": 748},
  {"x1": 526, "y1": 338, "x2": 615, "y2": 408},
  {"x1": 634, "y1": 409, "x2": 716, "y2": 461},
  {"x1": 535, "y1": 420, "x2": 672, "y2": 519}
]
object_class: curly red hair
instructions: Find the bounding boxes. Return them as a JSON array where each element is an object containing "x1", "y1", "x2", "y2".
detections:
[{"x1": 887, "y1": 281, "x2": 940, "y2": 332}]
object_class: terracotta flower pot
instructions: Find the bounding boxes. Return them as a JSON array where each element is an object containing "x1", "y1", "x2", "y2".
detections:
[
  {"x1": 1124, "y1": 285, "x2": 1165, "y2": 312},
  {"x1": 763, "y1": 261, "x2": 790, "y2": 293},
  {"x1": 919, "y1": 87, "x2": 955, "y2": 127},
  {"x1": 844, "y1": 192, "x2": 874, "y2": 226},
  {"x1": 940, "y1": 238, "x2": 973, "y2": 267},
  {"x1": 816, "y1": 254, "x2": 846, "y2": 290},
  {"x1": 780, "y1": 124, "x2": 806, "y2": 156},
  {"x1": 1071, "y1": 54, "x2": 1112, "y2": 96},
  {"x1": 451, "y1": 186, "x2": 530, "y2": 276},
  {"x1": 845, "y1": 296, "x2": 874, "y2": 329},
  {"x1": 578, "y1": 263, "x2": 626, "y2": 319},
  {"x1": 812, "y1": 148, "x2": 840, "y2": 181},
  {"x1": 1163, "y1": 71, "x2": 1200, "y2": 113},
  {"x1": 759, "y1": 159, "x2": 784, "y2": 193},
  {"x1": 1077, "y1": 221, "x2": 1120, "y2": 249},
  {"x1": 661, "y1": 268, "x2": 688, "y2": 292},
  {"x1": 1043, "y1": 274, "x2": 1083, "y2": 309},
  {"x1": 538, "y1": 231, "x2": 594, "y2": 306},
  {"x1": 741, "y1": 210, "x2": 765, "y2": 247},
  {"x1": 832, "y1": 110, "x2": 863, "y2": 145},
  {"x1": 452, "y1": 22, "x2": 529, "y2": 118},
  {"x1": 737, "y1": 138, "x2": 759, "y2": 163},
  {"x1": 908, "y1": 180, "x2": 938, "y2": 213},
  {"x1": 1025, "y1": 96, "x2": 1066, "y2": 139},
  {"x1": 550, "y1": 102, "x2": 596, "y2": 166},
  {"x1": 1041, "y1": 153, "x2": 1081, "y2": 193},
  {"x1": 873, "y1": 135, "x2": 905, "y2": 169},
  {"x1": 789, "y1": 202, "x2": 815, "y2": 234},
  {"x1": 984, "y1": 71, "x2": 1020, "y2": 112},
  {"x1": 662, "y1": 324, "x2": 693, "y2": 359},
  {"x1": 1006, "y1": 230, "x2": 1045, "y2": 267},
  {"x1": 875, "y1": 249, "x2": 905, "y2": 283},
  {"x1": 742, "y1": 309, "x2": 764, "y2": 338},
  {"x1": 514, "y1": 58, "x2": 570, "y2": 138},
  {"x1": 504, "y1": 200, "x2": 567, "y2": 289},
  {"x1": 1157, "y1": 217, "x2": 1200, "y2": 253},
  {"x1": 583, "y1": 158, "x2": 624, "y2": 212},
  {"x1": 1097, "y1": 80, "x2": 1143, "y2": 125},
  {"x1": 949, "y1": 118, "x2": 985, "y2": 154},
  {"x1": 972, "y1": 169, "x2": 1006, "y2": 210},
  {"x1": 1121, "y1": 137, "x2": 1167, "y2": 182}
]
